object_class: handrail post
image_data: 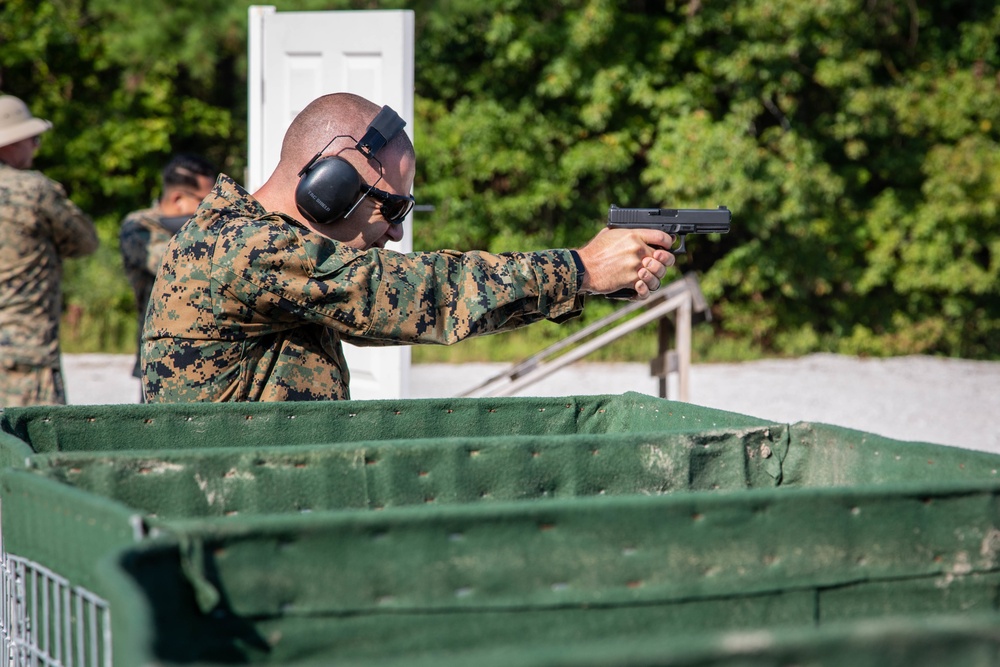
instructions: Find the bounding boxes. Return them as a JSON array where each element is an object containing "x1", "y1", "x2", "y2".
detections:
[
  {"x1": 649, "y1": 292, "x2": 692, "y2": 401},
  {"x1": 653, "y1": 317, "x2": 674, "y2": 399},
  {"x1": 676, "y1": 294, "x2": 692, "y2": 402}
]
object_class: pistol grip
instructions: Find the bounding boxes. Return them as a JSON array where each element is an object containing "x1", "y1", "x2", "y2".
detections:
[{"x1": 605, "y1": 288, "x2": 638, "y2": 300}]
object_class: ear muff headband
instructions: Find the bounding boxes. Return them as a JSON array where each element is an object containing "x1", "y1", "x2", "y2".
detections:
[
  {"x1": 294, "y1": 105, "x2": 406, "y2": 225},
  {"x1": 357, "y1": 106, "x2": 406, "y2": 158}
]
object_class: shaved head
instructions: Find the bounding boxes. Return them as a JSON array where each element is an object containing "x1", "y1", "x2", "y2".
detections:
[
  {"x1": 253, "y1": 92, "x2": 416, "y2": 237},
  {"x1": 278, "y1": 93, "x2": 414, "y2": 181}
]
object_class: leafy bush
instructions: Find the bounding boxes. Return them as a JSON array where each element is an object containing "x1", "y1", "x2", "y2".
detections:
[{"x1": 2, "y1": 0, "x2": 996, "y2": 361}]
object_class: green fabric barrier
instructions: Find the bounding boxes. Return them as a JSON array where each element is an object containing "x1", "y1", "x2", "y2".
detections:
[
  {"x1": 23, "y1": 422, "x2": 1000, "y2": 520},
  {"x1": 4, "y1": 393, "x2": 999, "y2": 666},
  {"x1": 95, "y1": 481, "x2": 1000, "y2": 665},
  {"x1": 177, "y1": 613, "x2": 1000, "y2": 667},
  {"x1": 25, "y1": 427, "x2": 786, "y2": 517},
  {"x1": 0, "y1": 393, "x2": 775, "y2": 455},
  {"x1": 0, "y1": 430, "x2": 33, "y2": 469},
  {"x1": 150, "y1": 487, "x2": 1000, "y2": 618},
  {"x1": 783, "y1": 422, "x2": 1000, "y2": 487},
  {"x1": 101, "y1": 540, "x2": 821, "y2": 666},
  {"x1": 0, "y1": 469, "x2": 140, "y2": 591},
  {"x1": 72, "y1": 542, "x2": 1000, "y2": 666},
  {"x1": 8, "y1": 452, "x2": 1000, "y2": 665}
]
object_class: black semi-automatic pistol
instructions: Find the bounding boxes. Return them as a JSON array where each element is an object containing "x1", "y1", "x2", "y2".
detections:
[{"x1": 607, "y1": 205, "x2": 731, "y2": 254}]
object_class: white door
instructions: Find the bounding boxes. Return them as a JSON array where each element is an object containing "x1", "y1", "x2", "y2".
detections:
[{"x1": 247, "y1": 5, "x2": 415, "y2": 400}]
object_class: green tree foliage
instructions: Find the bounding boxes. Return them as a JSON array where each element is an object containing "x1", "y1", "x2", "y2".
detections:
[
  {"x1": 0, "y1": 0, "x2": 254, "y2": 349},
  {"x1": 410, "y1": 0, "x2": 1000, "y2": 358},
  {"x1": 1, "y1": 0, "x2": 996, "y2": 359}
]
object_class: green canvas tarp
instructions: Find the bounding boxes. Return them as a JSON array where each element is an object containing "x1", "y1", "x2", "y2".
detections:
[
  {"x1": 0, "y1": 393, "x2": 772, "y2": 458},
  {"x1": 2, "y1": 392, "x2": 999, "y2": 666}
]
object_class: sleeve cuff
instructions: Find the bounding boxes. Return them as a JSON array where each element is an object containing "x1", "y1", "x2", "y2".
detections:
[{"x1": 569, "y1": 249, "x2": 586, "y2": 290}]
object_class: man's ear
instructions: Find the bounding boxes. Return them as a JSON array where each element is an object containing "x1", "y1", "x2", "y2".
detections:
[{"x1": 159, "y1": 188, "x2": 186, "y2": 215}]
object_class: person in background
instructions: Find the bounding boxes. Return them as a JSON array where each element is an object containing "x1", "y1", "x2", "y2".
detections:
[
  {"x1": 142, "y1": 92, "x2": 675, "y2": 403},
  {"x1": 119, "y1": 153, "x2": 217, "y2": 390},
  {"x1": 0, "y1": 94, "x2": 99, "y2": 406}
]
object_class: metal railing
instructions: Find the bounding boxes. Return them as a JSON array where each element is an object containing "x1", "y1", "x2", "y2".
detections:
[{"x1": 457, "y1": 272, "x2": 711, "y2": 400}]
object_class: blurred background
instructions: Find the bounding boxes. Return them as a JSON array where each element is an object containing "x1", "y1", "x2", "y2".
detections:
[{"x1": 2, "y1": 0, "x2": 997, "y2": 364}]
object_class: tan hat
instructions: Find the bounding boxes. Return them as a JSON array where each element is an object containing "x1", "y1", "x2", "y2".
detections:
[{"x1": 0, "y1": 95, "x2": 53, "y2": 148}]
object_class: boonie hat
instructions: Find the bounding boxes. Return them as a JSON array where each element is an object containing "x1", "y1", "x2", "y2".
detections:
[{"x1": 0, "y1": 95, "x2": 52, "y2": 148}]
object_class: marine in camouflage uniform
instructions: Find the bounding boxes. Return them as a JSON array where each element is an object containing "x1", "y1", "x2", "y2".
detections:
[
  {"x1": 141, "y1": 93, "x2": 672, "y2": 403},
  {"x1": 142, "y1": 176, "x2": 583, "y2": 402},
  {"x1": 0, "y1": 153, "x2": 98, "y2": 406}
]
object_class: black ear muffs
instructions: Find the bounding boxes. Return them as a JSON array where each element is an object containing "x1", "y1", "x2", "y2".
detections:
[
  {"x1": 294, "y1": 105, "x2": 407, "y2": 225},
  {"x1": 295, "y1": 156, "x2": 363, "y2": 225}
]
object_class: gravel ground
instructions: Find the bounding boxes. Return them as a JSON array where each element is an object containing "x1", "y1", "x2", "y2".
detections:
[{"x1": 62, "y1": 352, "x2": 999, "y2": 453}]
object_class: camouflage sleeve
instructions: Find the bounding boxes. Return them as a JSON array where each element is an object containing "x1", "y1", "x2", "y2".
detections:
[
  {"x1": 355, "y1": 247, "x2": 583, "y2": 345},
  {"x1": 39, "y1": 176, "x2": 98, "y2": 259},
  {"x1": 118, "y1": 215, "x2": 151, "y2": 289},
  {"x1": 118, "y1": 211, "x2": 168, "y2": 279},
  {"x1": 222, "y1": 220, "x2": 583, "y2": 347}
]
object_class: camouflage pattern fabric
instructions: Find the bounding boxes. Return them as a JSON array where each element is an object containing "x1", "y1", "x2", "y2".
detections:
[
  {"x1": 142, "y1": 175, "x2": 583, "y2": 402},
  {"x1": 119, "y1": 207, "x2": 175, "y2": 378},
  {"x1": 0, "y1": 366, "x2": 65, "y2": 407},
  {"x1": 0, "y1": 163, "x2": 98, "y2": 406}
]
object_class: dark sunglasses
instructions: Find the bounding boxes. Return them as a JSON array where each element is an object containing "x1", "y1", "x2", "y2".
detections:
[{"x1": 348, "y1": 183, "x2": 415, "y2": 225}]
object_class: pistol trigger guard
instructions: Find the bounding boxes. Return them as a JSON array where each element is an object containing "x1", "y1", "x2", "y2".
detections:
[{"x1": 674, "y1": 235, "x2": 687, "y2": 255}]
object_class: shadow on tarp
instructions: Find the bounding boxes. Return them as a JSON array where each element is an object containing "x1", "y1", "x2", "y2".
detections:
[{"x1": 2, "y1": 392, "x2": 999, "y2": 666}]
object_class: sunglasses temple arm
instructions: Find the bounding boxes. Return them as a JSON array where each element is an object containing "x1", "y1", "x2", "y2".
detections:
[{"x1": 343, "y1": 187, "x2": 373, "y2": 219}]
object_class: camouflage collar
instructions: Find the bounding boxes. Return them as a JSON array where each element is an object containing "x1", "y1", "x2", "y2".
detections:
[{"x1": 209, "y1": 173, "x2": 303, "y2": 229}]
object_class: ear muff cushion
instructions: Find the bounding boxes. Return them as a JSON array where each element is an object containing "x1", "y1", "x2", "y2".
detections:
[{"x1": 295, "y1": 156, "x2": 363, "y2": 224}]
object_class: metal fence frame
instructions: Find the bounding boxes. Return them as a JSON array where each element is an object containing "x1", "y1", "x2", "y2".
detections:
[{"x1": 0, "y1": 501, "x2": 112, "y2": 667}]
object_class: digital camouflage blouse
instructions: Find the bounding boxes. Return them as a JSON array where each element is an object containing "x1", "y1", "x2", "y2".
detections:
[{"x1": 142, "y1": 175, "x2": 583, "y2": 402}]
